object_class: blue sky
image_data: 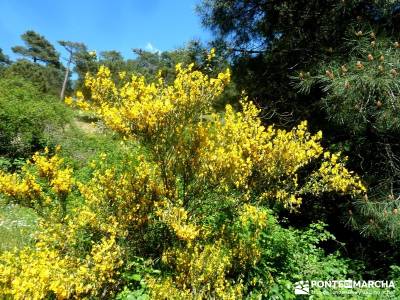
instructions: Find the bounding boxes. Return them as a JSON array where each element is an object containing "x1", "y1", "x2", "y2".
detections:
[{"x1": 0, "y1": 0, "x2": 211, "y2": 61}]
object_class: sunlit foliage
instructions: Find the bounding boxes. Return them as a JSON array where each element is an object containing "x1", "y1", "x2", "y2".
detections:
[{"x1": 0, "y1": 59, "x2": 365, "y2": 298}]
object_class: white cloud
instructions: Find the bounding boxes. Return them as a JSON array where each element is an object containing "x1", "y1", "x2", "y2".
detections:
[{"x1": 145, "y1": 42, "x2": 160, "y2": 53}]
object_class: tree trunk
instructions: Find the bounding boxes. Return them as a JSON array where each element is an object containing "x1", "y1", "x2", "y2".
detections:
[{"x1": 60, "y1": 56, "x2": 71, "y2": 101}]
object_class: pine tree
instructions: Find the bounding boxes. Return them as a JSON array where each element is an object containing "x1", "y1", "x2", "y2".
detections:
[
  {"x1": 295, "y1": 27, "x2": 400, "y2": 243},
  {"x1": 12, "y1": 31, "x2": 60, "y2": 68},
  {"x1": 58, "y1": 41, "x2": 86, "y2": 100},
  {"x1": 0, "y1": 48, "x2": 11, "y2": 66},
  {"x1": 198, "y1": 0, "x2": 399, "y2": 124}
]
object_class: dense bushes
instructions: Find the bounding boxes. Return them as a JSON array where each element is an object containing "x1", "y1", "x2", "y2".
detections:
[
  {"x1": 197, "y1": 2, "x2": 400, "y2": 283},
  {"x1": 2, "y1": 60, "x2": 65, "y2": 96},
  {"x1": 0, "y1": 62, "x2": 367, "y2": 299},
  {"x1": 1, "y1": 6, "x2": 399, "y2": 297},
  {"x1": 0, "y1": 77, "x2": 70, "y2": 160}
]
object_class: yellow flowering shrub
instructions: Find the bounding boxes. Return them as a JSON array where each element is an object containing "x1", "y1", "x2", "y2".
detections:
[
  {"x1": 69, "y1": 64, "x2": 364, "y2": 207},
  {"x1": 230, "y1": 204, "x2": 269, "y2": 268},
  {"x1": 32, "y1": 148, "x2": 74, "y2": 196},
  {"x1": 157, "y1": 200, "x2": 200, "y2": 241},
  {"x1": 0, "y1": 148, "x2": 127, "y2": 299},
  {"x1": 0, "y1": 171, "x2": 41, "y2": 201},
  {"x1": 149, "y1": 242, "x2": 243, "y2": 300},
  {"x1": 77, "y1": 155, "x2": 164, "y2": 233},
  {"x1": 303, "y1": 151, "x2": 366, "y2": 196},
  {"x1": 0, "y1": 147, "x2": 73, "y2": 213},
  {"x1": 0, "y1": 59, "x2": 367, "y2": 299},
  {"x1": 0, "y1": 235, "x2": 122, "y2": 299},
  {"x1": 75, "y1": 63, "x2": 230, "y2": 137},
  {"x1": 195, "y1": 100, "x2": 364, "y2": 209}
]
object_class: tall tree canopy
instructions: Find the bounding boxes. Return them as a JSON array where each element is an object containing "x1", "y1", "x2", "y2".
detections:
[
  {"x1": 12, "y1": 30, "x2": 60, "y2": 68},
  {"x1": 3, "y1": 32, "x2": 65, "y2": 96},
  {"x1": 0, "y1": 48, "x2": 11, "y2": 66},
  {"x1": 198, "y1": 0, "x2": 400, "y2": 123}
]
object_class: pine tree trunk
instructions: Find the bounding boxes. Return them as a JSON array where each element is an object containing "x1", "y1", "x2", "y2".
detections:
[{"x1": 60, "y1": 56, "x2": 71, "y2": 101}]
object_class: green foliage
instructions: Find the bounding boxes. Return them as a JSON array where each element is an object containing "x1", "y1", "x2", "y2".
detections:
[
  {"x1": 99, "y1": 50, "x2": 125, "y2": 75},
  {"x1": 0, "y1": 48, "x2": 10, "y2": 67},
  {"x1": 58, "y1": 40, "x2": 86, "y2": 57},
  {"x1": 116, "y1": 257, "x2": 161, "y2": 300},
  {"x1": 199, "y1": 2, "x2": 400, "y2": 283},
  {"x1": 245, "y1": 218, "x2": 351, "y2": 298},
  {"x1": 3, "y1": 31, "x2": 66, "y2": 96},
  {"x1": 12, "y1": 30, "x2": 60, "y2": 68},
  {"x1": 127, "y1": 41, "x2": 224, "y2": 83},
  {"x1": 0, "y1": 77, "x2": 71, "y2": 159},
  {"x1": 52, "y1": 114, "x2": 135, "y2": 180},
  {"x1": 198, "y1": 0, "x2": 399, "y2": 124},
  {"x1": 73, "y1": 46, "x2": 98, "y2": 85},
  {"x1": 3, "y1": 60, "x2": 65, "y2": 96},
  {"x1": 73, "y1": 40, "x2": 231, "y2": 88},
  {"x1": 58, "y1": 40, "x2": 88, "y2": 99},
  {"x1": 116, "y1": 287, "x2": 150, "y2": 300},
  {"x1": 295, "y1": 31, "x2": 400, "y2": 134},
  {"x1": 295, "y1": 30, "x2": 400, "y2": 243},
  {"x1": 115, "y1": 207, "x2": 355, "y2": 299}
]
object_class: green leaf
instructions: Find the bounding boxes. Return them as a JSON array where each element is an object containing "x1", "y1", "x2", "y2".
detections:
[{"x1": 130, "y1": 274, "x2": 142, "y2": 281}]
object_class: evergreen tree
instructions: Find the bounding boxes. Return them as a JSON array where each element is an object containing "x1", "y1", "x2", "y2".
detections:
[
  {"x1": 295, "y1": 28, "x2": 400, "y2": 243},
  {"x1": 58, "y1": 41, "x2": 86, "y2": 100},
  {"x1": 0, "y1": 48, "x2": 11, "y2": 66},
  {"x1": 12, "y1": 31, "x2": 60, "y2": 68},
  {"x1": 198, "y1": 0, "x2": 398, "y2": 124},
  {"x1": 73, "y1": 47, "x2": 98, "y2": 88}
]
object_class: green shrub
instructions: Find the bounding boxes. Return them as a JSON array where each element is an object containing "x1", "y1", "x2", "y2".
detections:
[
  {"x1": 243, "y1": 217, "x2": 351, "y2": 299},
  {"x1": 2, "y1": 60, "x2": 65, "y2": 96},
  {"x1": 0, "y1": 77, "x2": 71, "y2": 159}
]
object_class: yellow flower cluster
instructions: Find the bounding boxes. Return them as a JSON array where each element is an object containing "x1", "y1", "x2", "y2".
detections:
[
  {"x1": 77, "y1": 156, "x2": 164, "y2": 234},
  {"x1": 0, "y1": 235, "x2": 122, "y2": 299},
  {"x1": 195, "y1": 99, "x2": 359, "y2": 209},
  {"x1": 50, "y1": 167, "x2": 73, "y2": 195},
  {"x1": 0, "y1": 60, "x2": 367, "y2": 298},
  {"x1": 0, "y1": 173, "x2": 127, "y2": 297},
  {"x1": 0, "y1": 171, "x2": 41, "y2": 200},
  {"x1": 207, "y1": 47, "x2": 216, "y2": 61},
  {"x1": 304, "y1": 151, "x2": 367, "y2": 195},
  {"x1": 0, "y1": 147, "x2": 74, "y2": 209},
  {"x1": 157, "y1": 201, "x2": 200, "y2": 241},
  {"x1": 64, "y1": 91, "x2": 90, "y2": 111},
  {"x1": 31, "y1": 147, "x2": 61, "y2": 178},
  {"x1": 149, "y1": 242, "x2": 243, "y2": 299},
  {"x1": 67, "y1": 63, "x2": 230, "y2": 137},
  {"x1": 0, "y1": 148, "x2": 127, "y2": 299},
  {"x1": 196, "y1": 100, "x2": 264, "y2": 190},
  {"x1": 232, "y1": 204, "x2": 268, "y2": 267},
  {"x1": 255, "y1": 120, "x2": 325, "y2": 209},
  {"x1": 32, "y1": 149, "x2": 74, "y2": 195}
]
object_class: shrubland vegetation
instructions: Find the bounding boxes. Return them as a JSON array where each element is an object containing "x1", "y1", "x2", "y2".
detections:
[{"x1": 0, "y1": 0, "x2": 400, "y2": 299}]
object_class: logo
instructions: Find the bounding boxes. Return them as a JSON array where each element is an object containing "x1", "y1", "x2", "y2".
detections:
[
  {"x1": 293, "y1": 279, "x2": 395, "y2": 296},
  {"x1": 294, "y1": 280, "x2": 310, "y2": 295}
]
